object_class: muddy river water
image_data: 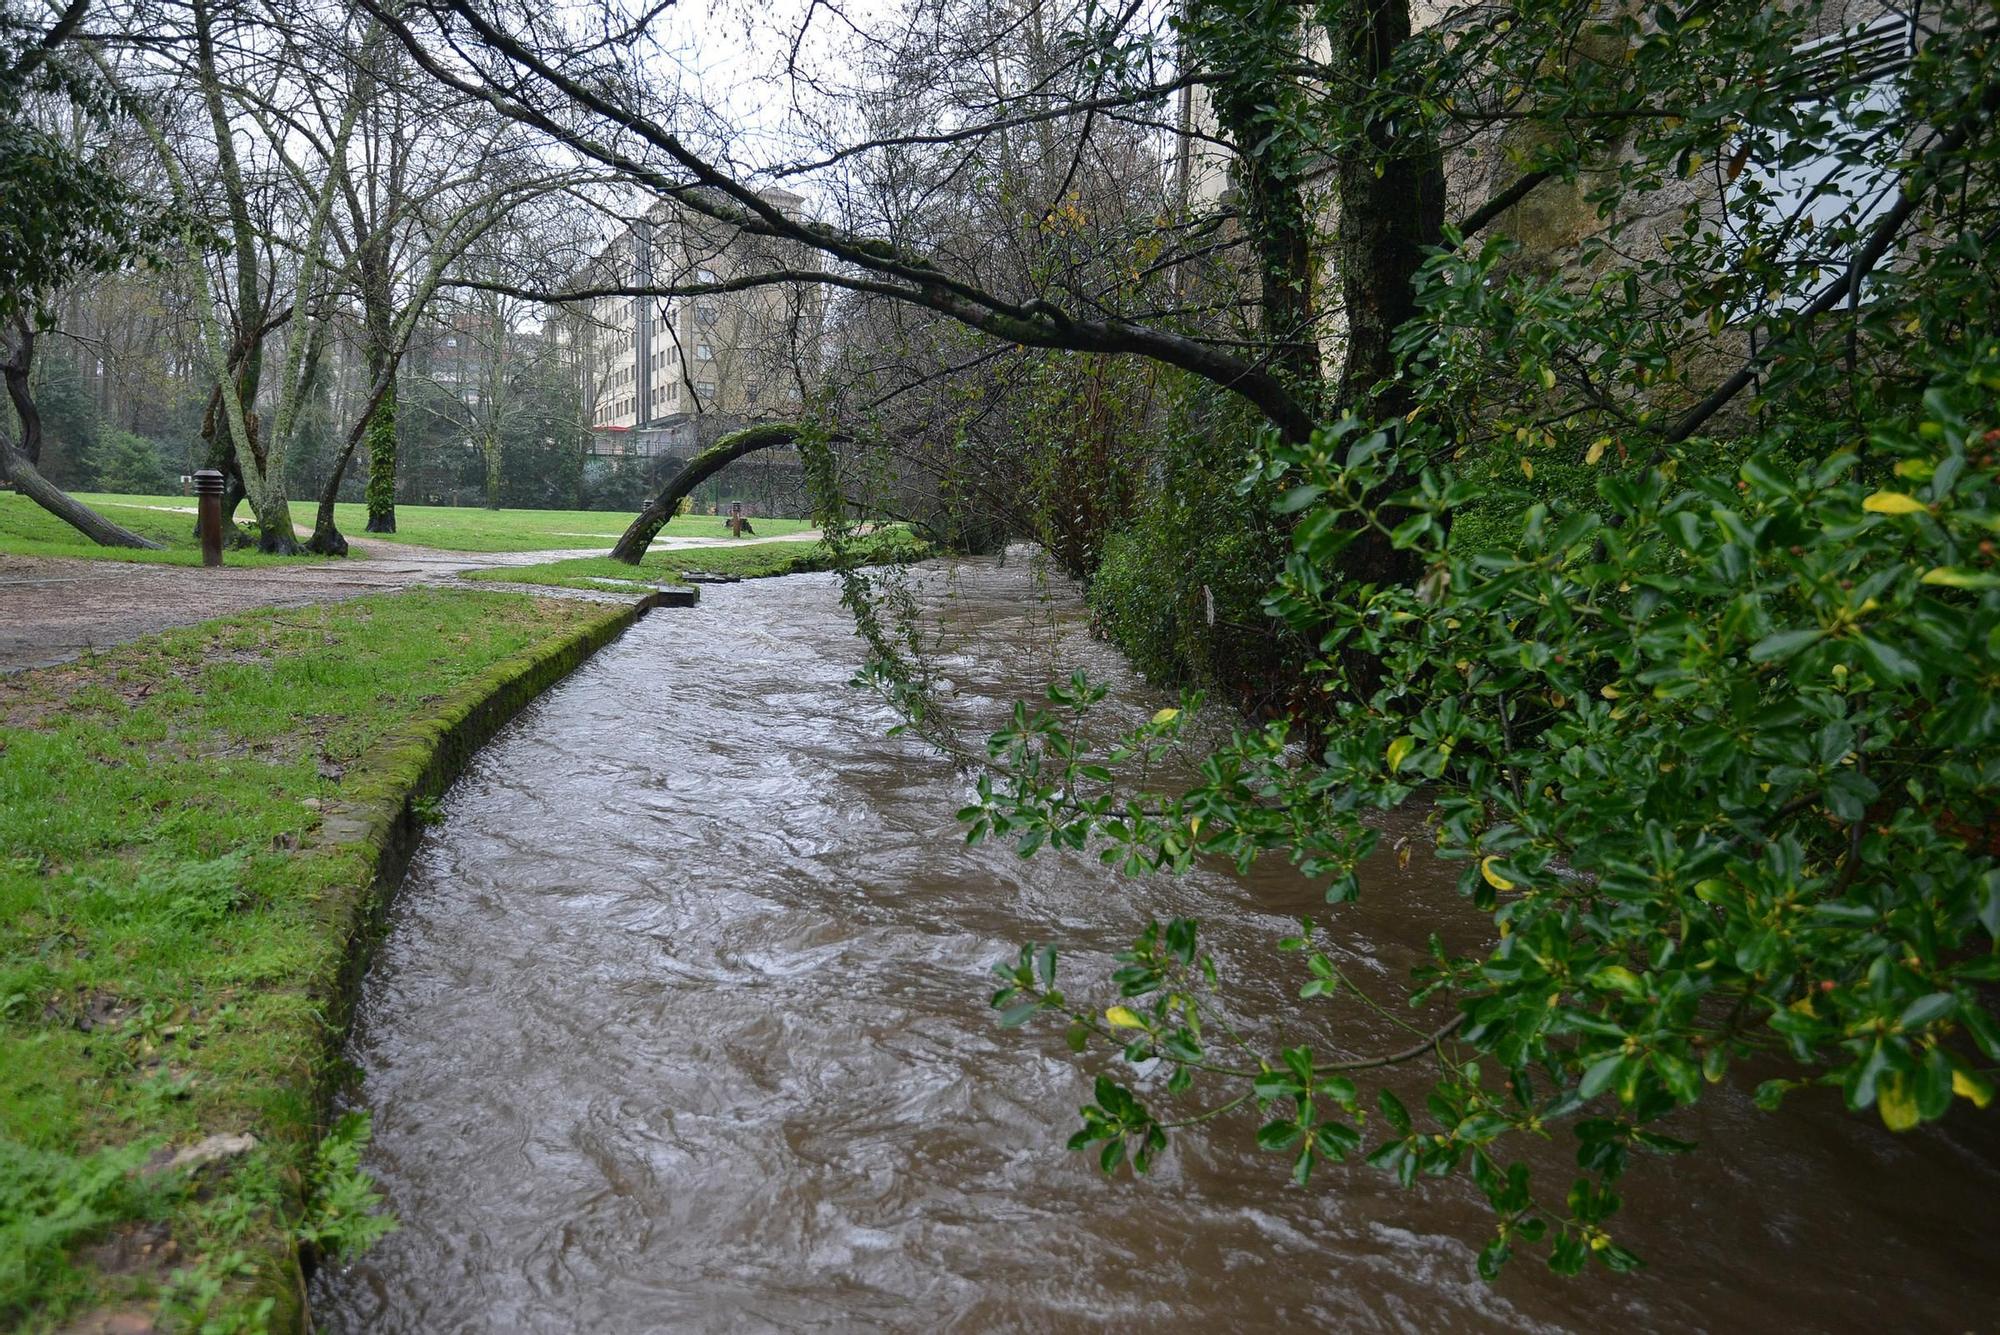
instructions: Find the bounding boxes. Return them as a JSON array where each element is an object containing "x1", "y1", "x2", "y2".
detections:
[{"x1": 314, "y1": 556, "x2": 2000, "y2": 1333}]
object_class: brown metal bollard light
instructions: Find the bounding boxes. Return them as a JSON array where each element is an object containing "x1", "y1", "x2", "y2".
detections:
[{"x1": 193, "y1": 469, "x2": 226, "y2": 567}]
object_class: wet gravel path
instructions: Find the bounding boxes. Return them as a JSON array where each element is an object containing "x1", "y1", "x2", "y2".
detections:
[
  {"x1": 0, "y1": 550, "x2": 480, "y2": 672},
  {"x1": 0, "y1": 530, "x2": 824, "y2": 672}
]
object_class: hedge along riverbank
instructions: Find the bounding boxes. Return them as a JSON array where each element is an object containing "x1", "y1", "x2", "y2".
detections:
[{"x1": 0, "y1": 587, "x2": 646, "y2": 1332}]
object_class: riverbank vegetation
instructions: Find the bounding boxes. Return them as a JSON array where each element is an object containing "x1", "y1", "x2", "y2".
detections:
[
  {"x1": 7, "y1": 0, "x2": 1999, "y2": 1311},
  {"x1": 463, "y1": 528, "x2": 932, "y2": 593},
  {"x1": 0, "y1": 590, "x2": 621, "y2": 1328},
  {"x1": 0, "y1": 493, "x2": 815, "y2": 561}
]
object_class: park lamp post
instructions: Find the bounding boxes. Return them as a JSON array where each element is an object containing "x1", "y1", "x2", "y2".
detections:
[{"x1": 193, "y1": 469, "x2": 225, "y2": 568}]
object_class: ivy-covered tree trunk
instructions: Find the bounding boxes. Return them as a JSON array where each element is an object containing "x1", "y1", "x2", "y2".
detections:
[
  {"x1": 1193, "y1": 0, "x2": 1324, "y2": 415},
  {"x1": 362, "y1": 387, "x2": 397, "y2": 531},
  {"x1": 355, "y1": 242, "x2": 400, "y2": 532}
]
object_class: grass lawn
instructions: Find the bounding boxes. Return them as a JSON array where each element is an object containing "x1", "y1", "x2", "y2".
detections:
[
  {"x1": 0, "y1": 494, "x2": 330, "y2": 568},
  {"x1": 2, "y1": 491, "x2": 817, "y2": 563},
  {"x1": 69, "y1": 493, "x2": 814, "y2": 554},
  {"x1": 461, "y1": 528, "x2": 933, "y2": 593},
  {"x1": 0, "y1": 589, "x2": 622, "y2": 1331}
]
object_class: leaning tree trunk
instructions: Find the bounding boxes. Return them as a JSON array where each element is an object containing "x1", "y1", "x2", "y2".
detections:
[
  {"x1": 306, "y1": 432, "x2": 359, "y2": 556},
  {"x1": 0, "y1": 441, "x2": 164, "y2": 549},
  {"x1": 306, "y1": 439, "x2": 355, "y2": 556},
  {"x1": 308, "y1": 377, "x2": 395, "y2": 556},
  {"x1": 609, "y1": 422, "x2": 801, "y2": 563},
  {"x1": 1, "y1": 323, "x2": 162, "y2": 549}
]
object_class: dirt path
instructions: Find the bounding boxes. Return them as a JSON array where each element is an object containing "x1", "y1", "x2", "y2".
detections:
[
  {"x1": 0, "y1": 555, "x2": 456, "y2": 672},
  {"x1": 0, "y1": 542, "x2": 597, "y2": 673},
  {"x1": 0, "y1": 530, "x2": 828, "y2": 672}
]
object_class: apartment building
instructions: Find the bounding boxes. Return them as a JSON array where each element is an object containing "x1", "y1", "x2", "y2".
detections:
[{"x1": 579, "y1": 187, "x2": 821, "y2": 460}]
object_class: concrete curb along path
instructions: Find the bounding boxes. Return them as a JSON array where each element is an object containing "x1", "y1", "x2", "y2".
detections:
[{"x1": 265, "y1": 591, "x2": 666, "y2": 1329}]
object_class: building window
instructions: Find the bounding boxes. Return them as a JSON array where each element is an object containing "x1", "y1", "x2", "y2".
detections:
[
  {"x1": 695, "y1": 381, "x2": 715, "y2": 400},
  {"x1": 1729, "y1": 15, "x2": 1912, "y2": 310},
  {"x1": 696, "y1": 267, "x2": 716, "y2": 284},
  {"x1": 696, "y1": 343, "x2": 712, "y2": 361}
]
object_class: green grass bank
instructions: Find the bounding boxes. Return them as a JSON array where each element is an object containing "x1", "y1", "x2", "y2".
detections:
[
  {"x1": 463, "y1": 529, "x2": 934, "y2": 594},
  {"x1": 0, "y1": 492, "x2": 816, "y2": 563},
  {"x1": 0, "y1": 588, "x2": 640, "y2": 1331},
  {"x1": 59, "y1": 493, "x2": 811, "y2": 555},
  {"x1": 0, "y1": 494, "x2": 330, "y2": 568}
]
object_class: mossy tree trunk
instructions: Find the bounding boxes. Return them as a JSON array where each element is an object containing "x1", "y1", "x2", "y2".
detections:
[
  {"x1": 610, "y1": 422, "x2": 801, "y2": 563},
  {"x1": 360, "y1": 256, "x2": 400, "y2": 534}
]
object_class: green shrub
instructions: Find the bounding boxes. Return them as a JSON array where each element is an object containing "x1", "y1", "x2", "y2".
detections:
[{"x1": 85, "y1": 428, "x2": 179, "y2": 496}]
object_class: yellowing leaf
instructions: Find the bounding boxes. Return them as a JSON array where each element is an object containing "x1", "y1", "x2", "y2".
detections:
[
  {"x1": 1862, "y1": 490, "x2": 1927, "y2": 515},
  {"x1": 1480, "y1": 856, "x2": 1516, "y2": 891},
  {"x1": 1600, "y1": 684, "x2": 1622, "y2": 699},
  {"x1": 1953, "y1": 1067, "x2": 1994, "y2": 1109},
  {"x1": 1921, "y1": 566, "x2": 2000, "y2": 590},
  {"x1": 1520, "y1": 457, "x2": 1535, "y2": 479},
  {"x1": 1539, "y1": 366, "x2": 1556, "y2": 390},
  {"x1": 1386, "y1": 734, "x2": 1417, "y2": 772},
  {"x1": 1151, "y1": 707, "x2": 1180, "y2": 726},
  {"x1": 1105, "y1": 1006, "x2": 1145, "y2": 1029},
  {"x1": 1586, "y1": 437, "x2": 1609, "y2": 465},
  {"x1": 1878, "y1": 1072, "x2": 1921, "y2": 1132}
]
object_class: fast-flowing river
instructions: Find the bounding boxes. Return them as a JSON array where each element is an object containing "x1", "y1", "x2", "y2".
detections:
[{"x1": 313, "y1": 556, "x2": 2000, "y2": 1333}]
